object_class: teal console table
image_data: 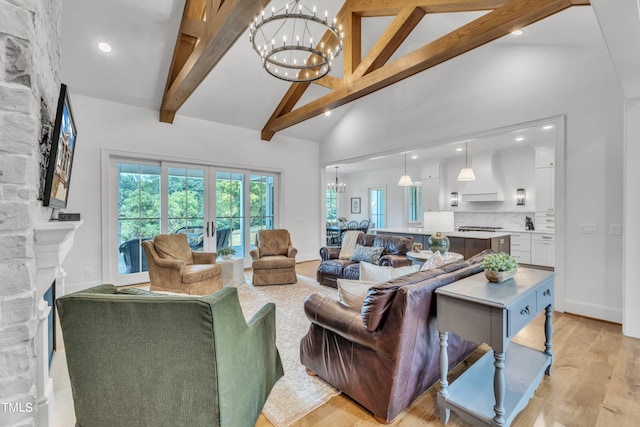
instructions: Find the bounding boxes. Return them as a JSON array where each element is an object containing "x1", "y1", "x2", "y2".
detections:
[{"x1": 436, "y1": 268, "x2": 554, "y2": 426}]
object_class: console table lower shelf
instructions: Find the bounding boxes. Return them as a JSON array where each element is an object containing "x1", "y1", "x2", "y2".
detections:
[{"x1": 440, "y1": 343, "x2": 551, "y2": 426}]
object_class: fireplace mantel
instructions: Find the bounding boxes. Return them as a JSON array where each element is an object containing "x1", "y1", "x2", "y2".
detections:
[
  {"x1": 34, "y1": 219, "x2": 83, "y2": 299},
  {"x1": 33, "y1": 219, "x2": 82, "y2": 426}
]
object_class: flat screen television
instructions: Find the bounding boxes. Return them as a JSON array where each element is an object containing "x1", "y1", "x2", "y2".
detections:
[{"x1": 43, "y1": 84, "x2": 78, "y2": 209}]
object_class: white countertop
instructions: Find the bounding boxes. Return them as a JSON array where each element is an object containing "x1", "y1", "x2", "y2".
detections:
[
  {"x1": 373, "y1": 227, "x2": 512, "y2": 239},
  {"x1": 502, "y1": 229, "x2": 555, "y2": 235}
]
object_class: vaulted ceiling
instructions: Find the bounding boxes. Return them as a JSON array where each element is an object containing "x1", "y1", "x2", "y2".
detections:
[
  {"x1": 160, "y1": 0, "x2": 590, "y2": 141},
  {"x1": 61, "y1": 0, "x2": 603, "y2": 143}
]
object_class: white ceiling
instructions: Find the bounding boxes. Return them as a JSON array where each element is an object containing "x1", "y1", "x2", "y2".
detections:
[{"x1": 61, "y1": 1, "x2": 605, "y2": 154}]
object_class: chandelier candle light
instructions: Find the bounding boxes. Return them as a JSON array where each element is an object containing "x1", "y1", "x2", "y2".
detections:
[{"x1": 249, "y1": 0, "x2": 344, "y2": 82}]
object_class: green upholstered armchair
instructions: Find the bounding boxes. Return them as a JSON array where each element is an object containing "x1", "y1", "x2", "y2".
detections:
[{"x1": 56, "y1": 284, "x2": 283, "y2": 427}]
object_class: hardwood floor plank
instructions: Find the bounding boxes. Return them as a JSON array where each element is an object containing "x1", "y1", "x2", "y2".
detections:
[{"x1": 255, "y1": 261, "x2": 640, "y2": 426}]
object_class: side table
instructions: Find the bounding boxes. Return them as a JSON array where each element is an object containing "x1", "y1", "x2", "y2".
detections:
[
  {"x1": 435, "y1": 267, "x2": 554, "y2": 426},
  {"x1": 217, "y1": 258, "x2": 245, "y2": 286}
]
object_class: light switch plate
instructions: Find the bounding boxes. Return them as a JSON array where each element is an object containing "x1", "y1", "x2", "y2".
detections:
[
  {"x1": 610, "y1": 224, "x2": 623, "y2": 235},
  {"x1": 578, "y1": 223, "x2": 597, "y2": 234}
]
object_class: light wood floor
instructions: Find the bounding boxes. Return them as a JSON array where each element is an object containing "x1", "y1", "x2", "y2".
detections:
[{"x1": 255, "y1": 260, "x2": 640, "y2": 427}]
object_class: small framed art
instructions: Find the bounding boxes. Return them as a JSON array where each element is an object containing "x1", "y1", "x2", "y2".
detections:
[{"x1": 351, "y1": 197, "x2": 361, "y2": 214}]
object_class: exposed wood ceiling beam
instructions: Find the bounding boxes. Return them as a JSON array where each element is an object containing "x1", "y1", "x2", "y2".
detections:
[
  {"x1": 160, "y1": 0, "x2": 270, "y2": 123},
  {"x1": 261, "y1": 0, "x2": 590, "y2": 141}
]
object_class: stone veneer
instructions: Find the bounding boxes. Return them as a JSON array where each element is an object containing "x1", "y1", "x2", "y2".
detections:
[{"x1": 0, "y1": 0, "x2": 62, "y2": 424}]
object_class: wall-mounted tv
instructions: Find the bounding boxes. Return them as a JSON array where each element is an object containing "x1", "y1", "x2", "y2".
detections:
[{"x1": 43, "y1": 84, "x2": 78, "y2": 209}]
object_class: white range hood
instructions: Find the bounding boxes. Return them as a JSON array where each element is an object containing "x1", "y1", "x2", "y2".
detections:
[{"x1": 460, "y1": 152, "x2": 504, "y2": 202}]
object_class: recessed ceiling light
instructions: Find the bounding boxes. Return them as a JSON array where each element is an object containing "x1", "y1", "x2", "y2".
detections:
[
  {"x1": 411, "y1": 155, "x2": 418, "y2": 159},
  {"x1": 515, "y1": 137, "x2": 524, "y2": 141},
  {"x1": 98, "y1": 42, "x2": 112, "y2": 53},
  {"x1": 324, "y1": 111, "x2": 331, "y2": 117},
  {"x1": 511, "y1": 30, "x2": 524, "y2": 36},
  {"x1": 542, "y1": 125, "x2": 553, "y2": 130},
  {"x1": 456, "y1": 148, "x2": 463, "y2": 152}
]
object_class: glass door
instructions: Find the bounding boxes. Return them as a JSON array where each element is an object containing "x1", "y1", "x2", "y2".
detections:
[
  {"x1": 115, "y1": 162, "x2": 161, "y2": 285},
  {"x1": 108, "y1": 156, "x2": 279, "y2": 284},
  {"x1": 214, "y1": 170, "x2": 246, "y2": 259}
]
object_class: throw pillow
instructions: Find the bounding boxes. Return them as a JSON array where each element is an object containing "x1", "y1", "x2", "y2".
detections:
[
  {"x1": 337, "y1": 279, "x2": 377, "y2": 310},
  {"x1": 350, "y1": 244, "x2": 384, "y2": 264},
  {"x1": 420, "y1": 251, "x2": 448, "y2": 271},
  {"x1": 360, "y1": 261, "x2": 420, "y2": 282}
]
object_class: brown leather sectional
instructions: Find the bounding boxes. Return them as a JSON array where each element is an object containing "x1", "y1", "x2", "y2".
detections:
[
  {"x1": 301, "y1": 249, "x2": 494, "y2": 423},
  {"x1": 316, "y1": 233, "x2": 414, "y2": 288}
]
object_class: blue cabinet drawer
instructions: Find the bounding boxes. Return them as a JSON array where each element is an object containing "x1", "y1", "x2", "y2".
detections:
[
  {"x1": 537, "y1": 285, "x2": 553, "y2": 309},
  {"x1": 508, "y1": 293, "x2": 537, "y2": 337}
]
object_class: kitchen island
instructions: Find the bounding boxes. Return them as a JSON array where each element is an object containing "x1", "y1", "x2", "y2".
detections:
[{"x1": 373, "y1": 227, "x2": 511, "y2": 260}]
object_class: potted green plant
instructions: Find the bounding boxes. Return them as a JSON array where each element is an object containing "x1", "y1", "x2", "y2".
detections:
[
  {"x1": 217, "y1": 246, "x2": 236, "y2": 260},
  {"x1": 483, "y1": 252, "x2": 519, "y2": 283}
]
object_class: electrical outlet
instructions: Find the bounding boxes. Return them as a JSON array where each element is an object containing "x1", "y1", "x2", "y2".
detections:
[
  {"x1": 610, "y1": 224, "x2": 623, "y2": 235},
  {"x1": 578, "y1": 223, "x2": 597, "y2": 234}
]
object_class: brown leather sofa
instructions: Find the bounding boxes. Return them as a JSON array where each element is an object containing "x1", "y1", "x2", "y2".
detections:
[
  {"x1": 316, "y1": 233, "x2": 413, "y2": 288},
  {"x1": 300, "y1": 250, "x2": 493, "y2": 423}
]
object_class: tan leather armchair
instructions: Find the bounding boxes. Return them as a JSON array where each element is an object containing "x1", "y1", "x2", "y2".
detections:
[
  {"x1": 250, "y1": 229, "x2": 297, "y2": 285},
  {"x1": 141, "y1": 233, "x2": 223, "y2": 295}
]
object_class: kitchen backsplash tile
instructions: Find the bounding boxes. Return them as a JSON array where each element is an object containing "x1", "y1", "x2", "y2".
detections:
[{"x1": 453, "y1": 212, "x2": 535, "y2": 231}]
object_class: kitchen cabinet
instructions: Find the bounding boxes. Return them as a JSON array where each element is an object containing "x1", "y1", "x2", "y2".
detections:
[
  {"x1": 535, "y1": 146, "x2": 555, "y2": 168},
  {"x1": 535, "y1": 146, "x2": 555, "y2": 233},
  {"x1": 535, "y1": 211, "x2": 555, "y2": 232},
  {"x1": 535, "y1": 166, "x2": 555, "y2": 213},
  {"x1": 531, "y1": 233, "x2": 555, "y2": 267},
  {"x1": 510, "y1": 232, "x2": 531, "y2": 264},
  {"x1": 423, "y1": 179, "x2": 440, "y2": 211},
  {"x1": 449, "y1": 235, "x2": 510, "y2": 259}
]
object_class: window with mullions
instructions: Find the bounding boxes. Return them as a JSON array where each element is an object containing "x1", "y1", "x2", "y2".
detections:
[
  {"x1": 326, "y1": 188, "x2": 337, "y2": 222},
  {"x1": 408, "y1": 186, "x2": 423, "y2": 223}
]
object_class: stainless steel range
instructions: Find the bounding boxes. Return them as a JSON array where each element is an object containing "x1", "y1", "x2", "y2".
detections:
[{"x1": 457, "y1": 226, "x2": 504, "y2": 232}]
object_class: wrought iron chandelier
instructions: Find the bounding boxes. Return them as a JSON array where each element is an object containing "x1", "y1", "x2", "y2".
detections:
[
  {"x1": 328, "y1": 166, "x2": 346, "y2": 193},
  {"x1": 249, "y1": 0, "x2": 343, "y2": 82}
]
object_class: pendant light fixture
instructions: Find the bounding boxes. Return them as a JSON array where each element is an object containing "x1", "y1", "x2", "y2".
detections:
[
  {"x1": 327, "y1": 166, "x2": 346, "y2": 193},
  {"x1": 457, "y1": 141, "x2": 476, "y2": 181},
  {"x1": 398, "y1": 154, "x2": 413, "y2": 186}
]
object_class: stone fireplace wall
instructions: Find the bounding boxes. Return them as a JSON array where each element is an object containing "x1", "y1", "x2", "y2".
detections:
[{"x1": 0, "y1": 0, "x2": 62, "y2": 424}]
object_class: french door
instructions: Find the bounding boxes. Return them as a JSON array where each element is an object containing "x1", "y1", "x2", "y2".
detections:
[{"x1": 107, "y1": 156, "x2": 277, "y2": 286}]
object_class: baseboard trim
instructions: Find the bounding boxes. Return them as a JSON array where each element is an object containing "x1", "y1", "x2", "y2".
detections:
[{"x1": 564, "y1": 299, "x2": 622, "y2": 324}]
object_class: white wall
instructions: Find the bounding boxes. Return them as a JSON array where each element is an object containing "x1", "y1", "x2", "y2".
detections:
[
  {"x1": 62, "y1": 95, "x2": 320, "y2": 290},
  {"x1": 321, "y1": 43, "x2": 625, "y2": 323},
  {"x1": 624, "y1": 98, "x2": 640, "y2": 337}
]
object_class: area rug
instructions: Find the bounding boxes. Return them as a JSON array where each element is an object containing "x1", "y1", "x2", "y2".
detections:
[{"x1": 233, "y1": 273, "x2": 340, "y2": 427}]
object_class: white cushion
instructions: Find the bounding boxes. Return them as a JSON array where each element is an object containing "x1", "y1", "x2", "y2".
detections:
[
  {"x1": 337, "y1": 279, "x2": 377, "y2": 309},
  {"x1": 359, "y1": 262, "x2": 420, "y2": 282}
]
